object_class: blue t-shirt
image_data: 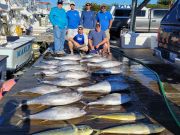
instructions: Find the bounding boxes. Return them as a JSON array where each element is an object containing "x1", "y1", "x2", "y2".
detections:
[
  {"x1": 96, "y1": 11, "x2": 113, "y2": 31},
  {"x1": 88, "y1": 30, "x2": 106, "y2": 46},
  {"x1": 80, "y1": 10, "x2": 96, "y2": 29},
  {"x1": 67, "y1": 10, "x2": 80, "y2": 29},
  {"x1": 73, "y1": 34, "x2": 85, "y2": 45}
]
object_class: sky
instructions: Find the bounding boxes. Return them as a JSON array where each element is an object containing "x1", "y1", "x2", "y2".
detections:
[{"x1": 44, "y1": 0, "x2": 157, "y2": 8}]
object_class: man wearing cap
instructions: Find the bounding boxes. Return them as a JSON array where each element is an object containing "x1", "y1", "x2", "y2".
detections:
[
  {"x1": 49, "y1": 0, "x2": 67, "y2": 55},
  {"x1": 66, "y1": 2, "x2": 80, "y2": 40},
  {"x1": 96, "y1": 4, "x2": 113, "y2": 54},
  {"x1": 80, "y1": 2, "x2": 96, "y2": 35},
  {"x1": 88, "y1": 22, "x2": 108, "y2": 55},
  {"x1": 67, "y1": 25, "x2": 88, "y2": 55}
]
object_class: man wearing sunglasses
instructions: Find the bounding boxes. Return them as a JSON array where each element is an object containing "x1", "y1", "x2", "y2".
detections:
[
  {"x1": 80, "y1": 2, "x2": 96, "y2": 35},
  {"x1": 49, "y1": 0, "x2": 67, "y2": 55},
  {"x1": 68, "y1": 25, "x2": 88, "y2": 55},
  {"x1": 96, "y1": 4, "x2": 113, "y2": 54}
]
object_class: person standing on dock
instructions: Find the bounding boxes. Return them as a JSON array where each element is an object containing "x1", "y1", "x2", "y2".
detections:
[
  {"x1": 49, "y1": 0, "x2": 67, "y2": 55},
  {"x1": 80, "y1": 2, "x2": 96, "y2": 35},
  {"x1": 66, "y1": 2, "x2": 80, "y2": 43},
  {"x1": 96, "y1": 4, "x2": 113, "y2": 54}
]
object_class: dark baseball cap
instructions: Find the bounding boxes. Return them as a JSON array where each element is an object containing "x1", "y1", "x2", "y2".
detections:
[{"x1": 57, "y1": 0, "x2": 63, "y2": 5}]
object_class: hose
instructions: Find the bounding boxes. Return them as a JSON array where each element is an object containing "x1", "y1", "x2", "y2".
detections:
[{"x1": 114, "y1": 49, "x2": 180, "y2": 127}]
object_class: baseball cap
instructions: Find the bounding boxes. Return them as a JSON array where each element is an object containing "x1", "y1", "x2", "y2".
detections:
[
  {"x1": 101, "y1": 4, "x2": 106, "y2": 8},
  {"x1": 85, "y1": 2, "x2": 91, "y2": 6},
  {"x1": 70, "y1": 2, "x2": 75, "y2": 6},
  {"x1": 57, "y1": 0, "x2": 63, "y2": 5},
  {"x1": 96, "y1": 22, "x2": 101, "y2": 27},
  {"x1": 78, "y1": 25, "x2": 83, "y2": 29}
]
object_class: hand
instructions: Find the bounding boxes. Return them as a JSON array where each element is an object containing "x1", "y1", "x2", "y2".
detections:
[
  {"x1": 91, "y1": 46, "x2": 95, "y2": 50},
  {"x1": 96, "y1": 44, "x2": 100, "y2": 49}
]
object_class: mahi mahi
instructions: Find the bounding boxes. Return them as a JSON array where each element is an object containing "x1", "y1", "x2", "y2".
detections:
[
  {"x1": 90, "y1": 112, "x2": 145, "y2": 121},
  {"x1": 87, "y1": 60, "x2": 122, "y2": 68},
  {"x1": 77, "y1": 80, "x2": 129, "y2": 93},
  {"x1": 42, "y1": 78, "x2": 84, "y2": 87},
  {"x1": 94, "y1": 123, "x2": 165, "y2": 134},
  {"x1": 33, "y1": 125, "x2": 93, "y2": 135},
  {"x1": 19, "y1": 85, "x2": 63, "y2": 95},
  {"x1": 28, "y1": 106, "x2": 86, "y2": 120},
  {"x1": 88, "y1": 93, "x2": 131, "y2": 105}
]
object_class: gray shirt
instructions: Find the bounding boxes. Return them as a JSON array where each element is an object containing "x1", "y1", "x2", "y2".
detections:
[{"x1": 88, "y1": 30, "x2": 106, "y2": 46}]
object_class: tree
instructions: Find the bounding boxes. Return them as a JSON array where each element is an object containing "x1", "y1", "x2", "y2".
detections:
[{"x1": 82, "y1": 3, "x2": 110, "y2": 12}]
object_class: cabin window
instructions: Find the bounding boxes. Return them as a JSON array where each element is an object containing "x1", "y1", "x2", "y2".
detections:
[
  {"x1": 114, "y1": 9, "x2": 131, "y2": 17},
  {"x1": 136, "y1": 10, "x2": 146, "y2": 17},
  {"x1": 153, "y1": 10, "x2": 168, "y2": 18}
]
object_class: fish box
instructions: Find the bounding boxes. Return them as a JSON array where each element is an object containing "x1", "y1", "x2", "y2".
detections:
[
  {"x1": 0, "y1": 36, "x2": 34, "y2": 71},
  {"x1": 0, "y1": 55, "x2": 8, "y2": 80}
]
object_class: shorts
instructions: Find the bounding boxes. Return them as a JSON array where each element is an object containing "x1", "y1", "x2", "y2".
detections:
[
  {"x1": 105, "y1": 29, "x2": 110, "y2": 40},
  {"x1": 66, "y1": 29, "x2": 78, "y2": 39},
  {"x1": 95, "y1": 45, "x2": 104, "y2": 51},
  {"x1": 83, "y1": 29, "x2": 93, "y2": 35}
]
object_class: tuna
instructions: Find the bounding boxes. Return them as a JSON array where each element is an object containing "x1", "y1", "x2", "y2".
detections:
[
  {"x1": 19, "y1": 85, "x2": 63, "y2": 95},
  {"x1": 28, "y1": 106, "x2": 86, "y2": 120},
  {"x1": 33, "y1": 125, "x2": 93, "y2": 135},
  {"x1": 105, "y1": 75, "x2": 127, "y2": 82},
  {"x1": 92, "y1": 67, "x2": 123, "y2": 75},
  {"x1": 88, "y1": 93, "x2": 131, "y2": 105},
  {"x1": 94, "y1": 123, "x2": 165, "y2": 134},
  {"x1": 58, "y1": 65, "x2": 87, "y2": 72},
  {"x1": 33, "y1": 64, "x2": 57, "y2": 69},
  {"x1": 77, "y1": 80, "x2": 129, "y2": 93},
  {"x1": 34, "y1": 70, "x2": 59, "y2": 76},
  {"x1": 41, "y1": 60, "x2": 60, "y2": 65},
  {"x1": 80, "y1": 56, "x2": 108, "y2": 63},
  {"x1": 54, "y1": 55, "x2": 81, "y2": 61},
  {"x1": 42, "y1": 78, "x2": 85, "y2": 87},
  {"x1": 45, "y1": 71, "x2": 89, "y2": 79},
  {"x1": 87, "y1": 60, "x2": 122, "y2": 68},
  {"x1": 23, "y1": 91, "x2": 82, "y2": 106}
]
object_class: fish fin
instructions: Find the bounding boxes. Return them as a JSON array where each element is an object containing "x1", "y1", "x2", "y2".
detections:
[
  {"x1": 71, "y1": 124, "x2": 78, "y2": 132},
  {"x1": 39, "y1": 120, "x2": 48, "y2": 124},
  {"x1": 87, "y1": 115, "x2": 98, "y2": 121},
  {"x1": 92, "y1": 129, "x2": 101, "y2": 135}
]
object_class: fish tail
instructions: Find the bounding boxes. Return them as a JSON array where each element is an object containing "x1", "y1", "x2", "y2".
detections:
[{"x1": 87, "y1": 115, "x2": 98, "y2": 121}]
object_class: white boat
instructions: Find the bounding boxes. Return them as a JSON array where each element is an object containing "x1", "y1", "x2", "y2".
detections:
[
  {"x1": 0, "y1": 36, "x2": 34, "y2": 71},
  {"x1": 0, "y1": 55, "x2": 8, "y2": 80}
]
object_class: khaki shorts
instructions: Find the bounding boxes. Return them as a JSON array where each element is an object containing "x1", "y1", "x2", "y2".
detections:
[
  {"x1": 74, "y1": 44, "x2": 88, "y2": 52},
  {"x1": 66, "y1": 29, "x2": 78, "y2": 39},
  {"x1": 83, "y1": 29, "x2": 92, "y2": 35},
  {"x1": 105, "y1": 29, "x2": 110, "y2": 40}
]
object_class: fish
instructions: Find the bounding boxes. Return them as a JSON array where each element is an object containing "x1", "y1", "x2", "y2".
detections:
[
  {"x1": 87, "y1": 61, "x2": 122, "y2": 68},
  {"x1": 33, "y1": 64, "x2": 57, "y2": 69},
  {"x1": 33, "y1": 125, "x2": 93, "y2": 135},
  {"x1": 45, "y1": 71, "x2": 89, "y2": 79},
  {"x1": 34, "y1": 70, "x2": 59, "y2": 76},
  {"x1": 92, "y1": 67, "x2": 123, "y2": 75},
  {"x1": 88, "y1": 93, "x2": 131, "y2": 105},
  {"x1": 42, "y1": 78, "x2": 85, "y2": 87},
  {"x1": 77, "y1": 81, "x2": 129, "y2": 93},
  {"x1": 19, "y1": 85, "x2": 63, "y2": 95},
  {"x1": 80, "y1": 56, "x2": 108, "y2": 63},
  {"x1": 58, "y1": 60, "x2": 79, "y2": 65},
  {"x1": 105, "y1": 75, "x2": 126, "y2": 82},
  {"x1": 94, "y1": 123, "x2": 165, "y2": 134},
  {"x1": 22, "y1": 91, "x2": 82, "y2": 106},
  {"x1": 54, "y1": 55, "x2": 81, "y2": 61},
  {"x1": 26, "y1": 106, "x2": 86, "y2": 120},
  {"x1": 58, "y1": 65, "x2": 87, "y2": 72},
  {"x1": 81, "y1": 54, "x2": 100, "y2": 59},
  {"x1": 89, "y1": 112, "x2": 145, "y2": 121},
  {"x1": 41, "y1": 60, "x2": 60, "y2": 65}
]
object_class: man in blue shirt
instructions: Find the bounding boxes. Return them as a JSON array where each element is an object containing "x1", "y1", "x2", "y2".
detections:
[
  {"x1": 80, "y1": 2, "x2": 96, "y2": 35},
  {"x1": 96, "y1": 4, "x2": 113, "y2": 54},
  {"x1": 66, "y1": 2, "x2": 80, "y2": 40},
  {"x1": 68, "y1": 25, "x2": 88, "y2": 55},
  {"x1": 88, "y1": 22, "x2": 108, "y2": 55},
  {"x1": 49, "y1": 0, "x2": 67, "y2": 55}
]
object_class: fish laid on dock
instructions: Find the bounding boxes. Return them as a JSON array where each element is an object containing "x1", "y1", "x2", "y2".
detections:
[
  {"x1": 87, "y1": 61, "x2": 122, "y2": 68},
  {"x1": 25, "y1": 106, "x2": 86, "y2": 121},
  {"x1": 33, "y1": 64, "x2": 57, "y2": 69},
  {"x1": 89, "y1": 112, "x2": 145, "y2": 121},
  {"x1": 33, "y1": 125, "x2": 93, "y2": 135},
  {"x1": 58, "y1": 65, "x2": 87, "y2": 72},
  {"x1": 77, "y1": 80, "x2": 129, "y2": 93},
  {"x1": 88, "y1": 93, "x2": 131, "y2": 105},
  {"x1": 92, "y1": 67, "x2": 123, "y2": 75},
  {"x1": 22, "y1": 91, "x2": 82, "y2": 106},
  {"x1": 41, "y1": 59, "x2": 60, "y2": 65},
  {"x1": 42, "y1": 78, "x2": 85, "y2": 87},
  {"x1": 94, "y1": 123, "x2": 165, "y2": 134},
  {"x1": 54, "y1": 55, "x2": 81, "y2": 61},
  {"x1": 80, "y1": 56, "x2": 108, "y2": 63},
  {"x1": 45, "y1": 71, "x2": 89, "y2": 79},
  {"x1": 105, "y1": 75, "x2": 127, "y2": 82},
  {"x1": 41, "y1": 59, "x2": 79, "y2": 66},
  {"x1": 34, "y1": 70, "x2": 59, "y2": 76}
]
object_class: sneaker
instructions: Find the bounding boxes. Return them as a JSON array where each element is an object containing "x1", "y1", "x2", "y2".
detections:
[{"x1": 56, "y1": 50, "x2": 66, "y2": 55}]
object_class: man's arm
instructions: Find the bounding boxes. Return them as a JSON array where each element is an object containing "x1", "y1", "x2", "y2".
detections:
[
  {"x1": 109, "y1": 20, "x2": 113, "y2": 29},
  {"x1": 88, "y1": 39, "x2": 94, "y2": 50},
  {"x1": 49, "y1": 8, "x2": 56, "y2": 26},
  {"x1": 96, "y1": 38, "x2": 107, "y2": 48},
  {"x1": 80, "y1": 11, "x2": 84, "y2": 25}
]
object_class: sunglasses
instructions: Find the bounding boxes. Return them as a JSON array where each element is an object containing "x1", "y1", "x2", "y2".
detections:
[
  {"x1": 86, "y1": 4, "x2": 90, "y2": 6},
  {"x1": 101, "y1": 6, "x2": 106, "y2": 9},
  {"x1": 78, "y1": 28, "x2": 83, "y2": 30}
]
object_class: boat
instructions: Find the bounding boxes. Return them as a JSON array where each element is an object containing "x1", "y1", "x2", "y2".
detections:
[{"x1": 0, "y1": 55, "x2": 8, "y2": 80}]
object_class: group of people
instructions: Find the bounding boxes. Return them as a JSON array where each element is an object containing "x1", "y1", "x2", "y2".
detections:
[{"x1": 49, "y1": 0, "x2": 113, "y2": 55}]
